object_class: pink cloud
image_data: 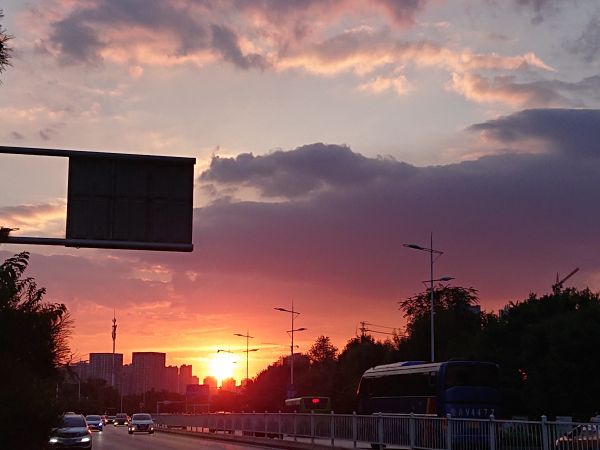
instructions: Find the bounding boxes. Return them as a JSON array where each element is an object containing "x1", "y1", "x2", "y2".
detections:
[
  {"x1": 0, "y1": 202, "x2": 66, "y2": 236},
  {"x1": 358, "y1": 75, "x2": 412, "y2": 95},
  {"x1": 450, "y1": 73, "x2": 576, "y2": 108}
]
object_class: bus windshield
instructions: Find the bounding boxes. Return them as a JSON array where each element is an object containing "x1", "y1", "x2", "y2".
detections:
[{"x1": 444, "y1": 364, "x2": 498, "y2": 388}]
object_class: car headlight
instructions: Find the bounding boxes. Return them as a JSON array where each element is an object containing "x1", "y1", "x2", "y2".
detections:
[
  {"x1": 49, "y1": 437, "x2": 58, "y2": 443},
  {"x1": 81, "y1": 436, "x2": 91, "y2": 442}
]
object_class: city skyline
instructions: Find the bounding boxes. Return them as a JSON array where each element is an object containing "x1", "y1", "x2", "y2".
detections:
[
  {"x1": 1, "y1": 0, "x2": 600, "y2": 381},
  {"x1": 74, "y1": 349, "x2": 254, "y2": 390}
]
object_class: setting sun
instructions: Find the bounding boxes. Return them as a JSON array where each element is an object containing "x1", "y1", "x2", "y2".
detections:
[{"x1": 209, "y1": 353, "x2": 236, "y2": 384}]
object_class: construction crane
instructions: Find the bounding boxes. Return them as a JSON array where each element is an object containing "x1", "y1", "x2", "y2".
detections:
[{"x1": 552, "y1": 267, "x2": 579, "y2": 294}]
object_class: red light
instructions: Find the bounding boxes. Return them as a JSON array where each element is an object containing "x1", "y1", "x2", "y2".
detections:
[{"x1": 312, "y1": 398, "x2": 320, "y2": 404}]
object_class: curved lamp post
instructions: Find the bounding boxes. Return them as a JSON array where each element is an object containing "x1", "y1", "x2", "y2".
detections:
[
  {"x1": 233, "y1": 331, "x2": 259, "y2": 382},
  {"x1": 274, "y1": 302, "x2": 307, "y2": 396},
  {"x1": 404, "y1": 233, "x2": 453, "y2": 362}
]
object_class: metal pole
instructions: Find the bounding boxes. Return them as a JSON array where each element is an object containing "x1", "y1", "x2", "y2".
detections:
[
  {"x1": 246, "y1": 330, "x2": 249, "y2": 382},
  {"x1": 112, "y1": 313, "x2": 117, "y2": 388},
  {"x1": 430, "y1": 232, "x2": 435, "y2": 363},
  {"x1": 291, "y1": 301, "x2": 294, "y2": 386}
]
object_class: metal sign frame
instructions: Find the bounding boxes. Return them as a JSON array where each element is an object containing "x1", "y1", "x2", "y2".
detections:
[{"x1": 0, "y1": 146, "x2": 195, "y2": 252}]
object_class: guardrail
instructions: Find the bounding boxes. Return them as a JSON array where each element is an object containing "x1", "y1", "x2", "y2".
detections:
[{"x1": 154, "y1": 412, "x2": 600, "y2": 449}]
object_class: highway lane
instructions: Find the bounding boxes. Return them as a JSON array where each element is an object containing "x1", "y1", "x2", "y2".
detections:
[{"x1": 91, "y1": 426, "x2": 271, "y2": 450}]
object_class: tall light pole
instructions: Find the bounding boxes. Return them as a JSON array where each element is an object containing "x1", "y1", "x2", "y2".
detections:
[
  {"x1": 404, "y1": 233, "x2": 453, "y2": 362},
  {"x1": 274, "y1": 302, "x2": 306, "y2": 397},
  {"x1": 234, "y1": 331, "x2": 258, "y2": 383},
  {"x1": 111, "y1": 311, "x2": 117, "y2": 388}
]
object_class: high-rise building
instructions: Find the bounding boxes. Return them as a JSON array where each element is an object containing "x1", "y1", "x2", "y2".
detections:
[
  {"x1": 131, "y1": 352, "x2": 166, "y2": 394},
  {"x1": 203, "y1": 376, "x2": 217, "y2": 390},
  {"x1": 221, "y1": 377, "x2": 237, "y2": 392},
  {"x1": 89, "y1": 353, "x2": 123, "y2": 390},
  {"x1": 165, "y1": 365, "x2": 179, "y2": 393},
  {"x1": 122, "y1": 363, "x2": 133, "y2": 396},
  {"x1": 179, "y1": 364, "x2": 194, "y2": 394}
]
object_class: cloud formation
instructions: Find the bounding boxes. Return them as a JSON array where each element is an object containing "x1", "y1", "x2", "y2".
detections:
[
  {"x1": 188, "y1": 108, "x2": 600, "y2": 307},
  {"x1": 44, "y1": 0, "x2": 428, "y2": 70},
  {"x1": 451, "y1": 73, "x2": 600, "y2": 108},
  {"x1": 0, "y1": 202, "x2": 66, "y2": 236},
  {"x1": 33, "y1": 0, "x2": 580, "y2": 107},
  {"x1": 468, "y1": 109, "x2": 600, "y2": 157},
  {"x1": 4, "y1": 107, "x2": 600, "y2": 372}
]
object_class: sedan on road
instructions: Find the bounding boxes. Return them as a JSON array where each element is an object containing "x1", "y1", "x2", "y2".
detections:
[
  {"x1": 128, "y1": 413, "x2": 155, "y2": 434},
  {"x1": 48, "y1": 414, "x2": 92, "y2": 449},
  {"x1": 85, "y1": 415, "x2": 104, "y2": 432},
  {"x1": 113, "y1": 413, "x2": 129, "y2": 427}
]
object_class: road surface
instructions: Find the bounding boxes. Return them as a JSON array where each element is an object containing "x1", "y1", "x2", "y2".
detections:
[{"x1": 90, "y1": 426, "x2": 271, "y2": 450}]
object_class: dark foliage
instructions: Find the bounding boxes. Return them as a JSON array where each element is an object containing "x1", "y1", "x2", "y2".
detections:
[
  {"x1": 0, "y1": 252, "x2": 72, "y2": 449},
  {"x1": 0, "y1": 10, "x2": 12, "y2": 76},
  {"x1": 474, "y1": 288, "x2": 600, "y2": 419},
  {"x1": 398, "y1": 285, "x2": 484, "y2": 361}
]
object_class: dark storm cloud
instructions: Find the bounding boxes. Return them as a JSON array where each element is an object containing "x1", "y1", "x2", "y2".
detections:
[
  {"x1": 200, "y1": 143, "x2": 416, "y2": 198},
  {"x1": 185, "y1": 108, "x2": 600, "y2": 304},
  {"x1": 468, "y1": 109, "x2": 600, "y2": 157}
]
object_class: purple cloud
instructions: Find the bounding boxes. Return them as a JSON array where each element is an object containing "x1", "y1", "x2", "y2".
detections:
[
  {"x1": 468, "y1": 108, "x2": 600, "y2": 157},
  {"x1": 173, "y1": 109, "x2": 600, "y2": 307}
]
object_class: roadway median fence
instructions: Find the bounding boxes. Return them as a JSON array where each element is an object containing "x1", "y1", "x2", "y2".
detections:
[{"x1": 154, "y1": 412, "x2": 600, "y2": 450}]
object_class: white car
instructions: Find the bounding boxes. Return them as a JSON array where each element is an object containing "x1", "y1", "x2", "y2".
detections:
[{"x1": 128, "y1": 413, "x2": 155, "y2": 434}]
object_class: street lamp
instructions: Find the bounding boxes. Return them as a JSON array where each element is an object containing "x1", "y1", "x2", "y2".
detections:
[
  {"x1": 233, "y1": 331, "x2": 259, "y2": 382},
  {"x1": 274, "y1": 302, "x2": 307, "y2": 397},
  {"x1": 403, "y1": 233, "x2": 453, "y2": 362}
]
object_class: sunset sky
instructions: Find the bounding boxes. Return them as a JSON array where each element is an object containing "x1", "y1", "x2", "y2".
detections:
[{"x1": 1, "y1": 0, "x2": 600, "y2": 382}]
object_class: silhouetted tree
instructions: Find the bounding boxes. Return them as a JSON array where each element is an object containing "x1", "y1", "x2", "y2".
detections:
[
  {"x1": 0, "y1": 252, "x2": 72, "y2": 449},
  {"x1": 334, "y1": 335, "x2": 396, "y2": 412},
  {"x1": 398, "y1": 285, "x2": 484, "y2": 361},
  {"x1": 0, "y1": 9, "x2": 12, "y2": 76},
  {"x1": 308, "y1": 335, "x2": 338, "y2": 364},
  {"x1": 245, "y1": 357, "x2": 289, "y2": 411},
  {"x1": 474, "y1": 288, "x2": 600, "y2": 419}
]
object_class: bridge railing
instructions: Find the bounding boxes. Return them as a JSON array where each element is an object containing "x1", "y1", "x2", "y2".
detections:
[{"x1": 154, "y1": 412, "x2": 599, "y2": 450}]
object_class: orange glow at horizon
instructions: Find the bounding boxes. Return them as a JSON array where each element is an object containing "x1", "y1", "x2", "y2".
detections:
[{"x1": 209, "y1": 352, "x2": 237, "y2": 385}]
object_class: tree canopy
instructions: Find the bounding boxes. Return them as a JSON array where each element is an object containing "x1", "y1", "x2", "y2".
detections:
[
  {"x1": 0, "y1": 9, "x2": 12, "y2": 76},
  {"x1": 308, "y1": 335, "x2": 338, "y2": 364},
  {"x1": 0, "y1": 252, "x2": 72, "y2": 449}
]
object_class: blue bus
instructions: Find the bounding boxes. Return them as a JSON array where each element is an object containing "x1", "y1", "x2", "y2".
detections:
[{"x1": 357, "y1": 360, "x2": 500, "y2": 419}]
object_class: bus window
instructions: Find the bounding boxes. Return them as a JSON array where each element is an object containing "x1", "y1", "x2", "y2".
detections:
[{"x1": 445, "y1": 364, "x2": 498, "y2": 388}]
